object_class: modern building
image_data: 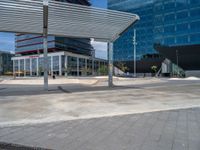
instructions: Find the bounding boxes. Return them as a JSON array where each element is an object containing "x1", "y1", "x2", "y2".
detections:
[
  {"x1": 12, "y1": 51, "x2": 107, "y2": 77},
  {"x1": 108, "y1": 0, "x2": 200, "y2": 73},
  {"x1": 12, "y1": 0, "x2": 108, "y2": 77},
  {"x1": 0, "y1": 51, "x2": 13, "y2": 75}
]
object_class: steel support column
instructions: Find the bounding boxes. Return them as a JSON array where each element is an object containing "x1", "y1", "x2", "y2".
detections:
[
  {"x1": 77, "y1": 57, "x2": 79, "y2": 76},
  {"x1": 24, "y1": 59, "x2": 26, "y2": 77},
  {"x1": 18, "y1": 59, "x2": 20, "y2": 77},
  {"x1": 108, "y1": 42, "x2": 113, "y2": 87},
  {"x1": 85, "y1": 59, "x2": 87, "y2": 76},
  {"x1": 65, "y1": 55, "x2": 68, "y2": 77},
  {"x1": 51, "y1": 56, "x2": 53, "y2": 76},
  {"x1": 59, "y1": 55, "x2": 62, "y2": 76},
  {"x1": 36, "y1": 57, "x2": 39, "y2": 76},
  {"x1": 13, "y1": 60, "x2": 15, "y2": 77},
  {"x1": 30, "y1": 59, "x2": 32, "y2": 76},
  {"x1": 43, "y1": 0, "x2": 49, "y2": 90}
]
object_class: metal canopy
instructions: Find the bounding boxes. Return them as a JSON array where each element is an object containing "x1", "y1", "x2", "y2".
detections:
[
  {"x1": 0, "y1": 0, "x2": 139, "y2": 42},
  {"x1": 0, "y1": 0, "x2": 139, "y2": 90}
]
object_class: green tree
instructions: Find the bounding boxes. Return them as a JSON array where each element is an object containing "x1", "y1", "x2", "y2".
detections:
[
  {"x1": 98, "y1": 65, "x2": 108, "y2": 75},
  {"x1": 81, "y1": 67, "x2": 92, "y2": 76},
  {"x1": 38, "y1": 66, "x2": 43, "y2": 76},
  {"x1": 151, "y1": 65, "x2": 158, "y2": 76}
]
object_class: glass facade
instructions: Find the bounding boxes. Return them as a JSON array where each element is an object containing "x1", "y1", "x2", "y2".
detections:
[
  {"x1": 12, "y1": 52, "x2": 107, "y2": 77},
  {"x1": 108, "y1": 0, "x2": 200, "y2": 61},
  {"x1": 15, "y1": 0, "x2": 94, "y2": 56}
]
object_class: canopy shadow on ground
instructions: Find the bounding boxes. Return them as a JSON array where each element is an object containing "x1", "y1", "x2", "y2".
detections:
[{"x1": 0, "y1": 84, "x2": 143, "y2": 97}]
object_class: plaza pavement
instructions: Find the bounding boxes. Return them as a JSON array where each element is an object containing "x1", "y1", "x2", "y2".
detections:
[{"x1": 0, "y1": 77, "x2": 200, "y2": 150}]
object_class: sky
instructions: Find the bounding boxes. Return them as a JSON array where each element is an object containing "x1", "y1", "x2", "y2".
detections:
[
  {"x1": 0, "y1": 0, "x2": 108, "y2": 59},
  {"x1": 91, "y1": 0, "x2": 107, "y2": 59}
]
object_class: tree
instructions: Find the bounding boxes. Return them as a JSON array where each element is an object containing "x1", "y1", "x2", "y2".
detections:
[
  {"x1": 151, "y1": 65, "x2": 158, "y2": 76},
  {"x1": 98, "y1": 65, "x2": 108, "y2": 75},
  {"x1": 81, "y1": 67, "x2": 92, "y2": 76},
  {"x1": 38, "y1": 66, "x2": 43, "y2": 76},
  {"x1": 64, "y1": 66, "x2": 72, "y2": 77}
]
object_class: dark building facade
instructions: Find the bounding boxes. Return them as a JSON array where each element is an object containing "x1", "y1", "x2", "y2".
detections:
[
  {"x1": 108, "y1": 0, "x2": 200, "y2": 72},
  {"x1": 0, "y1": 51, "x2": 13, "y2": 75}
]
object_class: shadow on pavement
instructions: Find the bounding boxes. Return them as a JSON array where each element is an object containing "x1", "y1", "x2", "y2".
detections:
[
  {"x1": 0, "y1": 142, "x2": 52, "y2": 150},
  {"x1": 0, "y1": 84, "x2": 142, "y2": 97}
]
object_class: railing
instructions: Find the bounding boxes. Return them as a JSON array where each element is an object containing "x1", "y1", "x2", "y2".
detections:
[{"x1": 171, "y1": 63, "x2": 185, "y2": 77}]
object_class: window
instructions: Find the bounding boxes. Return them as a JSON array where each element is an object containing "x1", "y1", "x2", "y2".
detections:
[
  {"x1": 154, "y1": 15, "x2": 163, "y2": 25},
  {"x1": 164, "y1": 25, "x2": 175, "y2": 33},
  {"x1": 190, "y1": 8, "x2": 200, "y2": 18},
  {"x1": 190, "y1": 21, "x2": 200, "y2": 31},
  {"x1": 177, "y1": 35, "x2": 188, "y2": 44},
  {"x1": 154, "y1": 3, "x2": 163, "y2": 12},
  {"x1": 177, "y1": 11, "x2": 188, "y2": 20},
  {"x1": 164, "y1": 13, "x2": 175, "y2": 22},
  {"x1": 164, "y1": 37, "x2": 175, "y2": 45},
  {"x1": 164, "y1": 2, "x2": 175, "y2": 11},
  {"x1": 190, "y1": 0, "x2": 200, "y2": 5},
  {"x1": 190, "y1": 34, "x2": 200, "y2": 43},
  {"x1": 176, "y1": 23, "x2": 188, "y2": 32}
]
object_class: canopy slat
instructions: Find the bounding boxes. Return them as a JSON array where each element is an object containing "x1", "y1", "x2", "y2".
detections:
[{"x1": 0, "y1": 0, "x2": 139, "y2": 42}]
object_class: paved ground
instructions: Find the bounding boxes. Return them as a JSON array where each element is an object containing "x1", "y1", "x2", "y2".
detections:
[
  {"x1": 0, "y1": 108, "x2": 200, "y2": 150},
  {"x1": 0, "y1": 77, "x2": 200, "y2": 149}
]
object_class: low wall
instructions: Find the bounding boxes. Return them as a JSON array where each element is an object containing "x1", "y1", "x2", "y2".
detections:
[{"x1": 185, "y1": 70, "x2": 200, "y2": 77}]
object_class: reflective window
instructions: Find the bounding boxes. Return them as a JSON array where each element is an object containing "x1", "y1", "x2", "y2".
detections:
[
  {"x1": 190, "y1": 21, "x2": 200, "y2": 31},
  {"x1": 177, "y1": 11, "x2": 188, "y2": 20},
  {"x1": 190, "y1": 34, "x2": 200, "y2": 43},
  {"x1": 177, "y1": 23, "x2": 188, "y2": 32},
  {"x1": 177, "y1": 35, "x2": 188, "y2": 44}
]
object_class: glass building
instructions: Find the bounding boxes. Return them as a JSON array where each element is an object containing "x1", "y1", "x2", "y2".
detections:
[
  {"x1": 15, "y1": 35, "x2": 93, "y2": 56},
  {"x1": 12, "y1": 51, "x2": 107, "y2": 77},
  {"x1": 108, "y1": 0, "x2": 200, "y2": 72}
]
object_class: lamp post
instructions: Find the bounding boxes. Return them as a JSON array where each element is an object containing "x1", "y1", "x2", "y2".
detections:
[
  {"x1": 176, "y1": 49, "x2": 179, "y2": 77},
  {"x1": 132, "y1": 29, "x2": 137, "y2": 77}
]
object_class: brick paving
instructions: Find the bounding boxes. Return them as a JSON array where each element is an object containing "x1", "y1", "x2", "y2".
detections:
[{"x1": 0, "y1": 107, "x2": 200, "y2": 150}]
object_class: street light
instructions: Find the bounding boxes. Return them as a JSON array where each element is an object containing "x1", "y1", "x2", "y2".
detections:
[
  {"x1": 132, "y1": 29, "x2": 137, "y2": 77},
  {"x1": 176, "y1": 49, "x2": 179, "y2": 77}
]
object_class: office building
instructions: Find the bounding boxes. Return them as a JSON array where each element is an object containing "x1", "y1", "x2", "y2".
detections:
[{"x1": 108, "y1": 0, "x2": 200, "y2": 72}]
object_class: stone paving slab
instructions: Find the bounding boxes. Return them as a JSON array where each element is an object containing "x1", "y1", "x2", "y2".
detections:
[{"x1": 0, "y1": 108, "x2": 200, "y2": 150}]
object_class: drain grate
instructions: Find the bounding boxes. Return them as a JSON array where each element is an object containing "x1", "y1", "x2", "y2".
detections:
[{"x1": 0, "y1": 142, "x2": 52, "y2": 150}]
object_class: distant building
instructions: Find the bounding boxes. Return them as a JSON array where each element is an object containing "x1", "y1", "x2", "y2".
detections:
[
  {"x1": 0, "y1": 51, "x2": 13, "y2": 75},
  {"x1": 108, "y1": 0, "x2": 200, "y2": 73},
  {"x1": 12, "y1": 0, "x2": 107, "y2": 77}
]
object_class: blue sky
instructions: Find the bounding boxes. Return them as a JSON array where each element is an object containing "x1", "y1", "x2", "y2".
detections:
[
  {"x1": 0, "y1": 0, "x2": 107, "y2": 58},
  {"x1": 91, "y1": 0, "x2": 107, "y2": 8}
]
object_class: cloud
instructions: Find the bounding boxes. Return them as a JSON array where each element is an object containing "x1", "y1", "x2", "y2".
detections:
[{"x1": 91, "y1": 41, "x2": 107, "y2": 59}]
